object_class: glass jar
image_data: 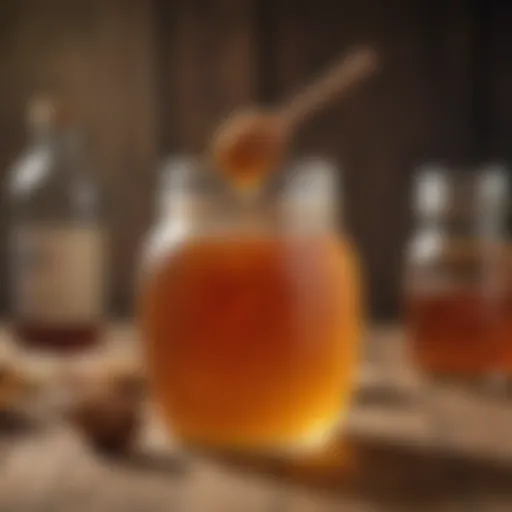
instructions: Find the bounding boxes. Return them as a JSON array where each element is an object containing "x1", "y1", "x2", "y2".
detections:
[
  {"x1": 404, "y1": 164, "x2": 508, "y2": 377},
  {"x1": 139, "y1": 157, "x2": 362, "y2": 453}
]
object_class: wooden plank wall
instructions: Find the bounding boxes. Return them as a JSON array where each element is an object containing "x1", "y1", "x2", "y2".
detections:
[
  {"x1": 0, "y1": 0, "x2": 509, "y2": 317},
  {"x1": 0, "y1": 0, "x2": 159, "y2": 314}
]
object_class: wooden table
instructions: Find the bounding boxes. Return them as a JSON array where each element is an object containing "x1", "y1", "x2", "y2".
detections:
[{"x1": 1, "y1": 325, "x2": 512, "y2": 511}]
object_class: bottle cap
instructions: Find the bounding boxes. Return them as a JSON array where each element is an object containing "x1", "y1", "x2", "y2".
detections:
[{"x1": 26, "y1": 95, "x2": 56, "y2": 130}]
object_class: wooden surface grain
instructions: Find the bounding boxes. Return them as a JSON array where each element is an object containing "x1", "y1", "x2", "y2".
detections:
[{"x1": 1, "y1": 325, "x2": 512, "y2": 511}]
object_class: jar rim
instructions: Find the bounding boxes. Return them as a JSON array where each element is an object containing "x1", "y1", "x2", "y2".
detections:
[{"x1": 413, "y1": 162, "x2": 508, "y2": 220}]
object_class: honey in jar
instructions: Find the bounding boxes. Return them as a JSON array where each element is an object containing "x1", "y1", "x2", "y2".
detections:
[{"x1": 140, "y1": 157, "x2": 362, "y2": 452}]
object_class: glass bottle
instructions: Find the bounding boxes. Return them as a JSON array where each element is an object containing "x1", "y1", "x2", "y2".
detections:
[
  {"x1": 139, "y1": 157, "x2": 362, "y2": 454},
  {"x1": 7, "y1": 96, "x2": 106, "y2": 352},
  {"x1": 404, "y1": 164, "x2": 507, "y2": 378}
]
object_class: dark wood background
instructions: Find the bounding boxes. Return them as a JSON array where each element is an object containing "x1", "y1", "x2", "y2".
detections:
[{"x1": 0, "y1": 0, "x2": 510, "y2": 318}]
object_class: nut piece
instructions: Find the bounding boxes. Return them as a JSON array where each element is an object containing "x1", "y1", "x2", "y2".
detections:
[
  {"x1": 0, "y1": 360, "x2": 38, "y2": 429},
  {"x1": 0, "y1": 361, "x2": 33, "y2": 411},
  {"x1": 69, "y1": 368, "x2": 145, "y2": 455}
]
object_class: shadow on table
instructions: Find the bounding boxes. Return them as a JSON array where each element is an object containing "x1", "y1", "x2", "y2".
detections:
[
  {"x1": 106, "y1": 449, "x2": 189, "y2": 477},
  {"x1": 0, "y1": 409, "x2": 41, "y2": 437},
  {"x1": 193, "y1": 433, "x2": 512, "y2": 508}
]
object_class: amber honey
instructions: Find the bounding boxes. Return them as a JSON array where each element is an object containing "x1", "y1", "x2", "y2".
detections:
[
  {"x1": 497, "y1": 263, "x2": 512, "y2": 372},
  {"x1": 141, "y1": 235, "x2": 360, "y2": 451},
  {"x1": 407, "y1": 288, "x2": 504, "y2": 375},
  {"x1": 213, "y1": 112, "x2": 284, "y2": 189}
]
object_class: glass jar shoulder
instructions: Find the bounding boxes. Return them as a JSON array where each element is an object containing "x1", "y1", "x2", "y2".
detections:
[{"x1": 141, "y1": 227, "x2": 358, "y2": 285}]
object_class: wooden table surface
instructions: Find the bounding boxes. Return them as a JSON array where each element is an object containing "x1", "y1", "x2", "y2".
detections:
[{"x1": 1, "y1": 325, "x2": 512, "y2": 512}]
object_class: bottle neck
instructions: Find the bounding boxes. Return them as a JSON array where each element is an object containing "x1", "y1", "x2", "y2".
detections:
[
  {"x1": 30, "y1": 123, "x2": 54, "y2": 148},
  {"x1": 30, "y1": 116, "x2": 78, "y2": 148},
  {"x1": 36, "y1": 126, "x2": 83, "y2": 171}
]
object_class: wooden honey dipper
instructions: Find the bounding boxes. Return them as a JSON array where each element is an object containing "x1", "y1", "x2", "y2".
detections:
[{"x1": 211, "y1": 46, "x2": 379, "y2": 191}]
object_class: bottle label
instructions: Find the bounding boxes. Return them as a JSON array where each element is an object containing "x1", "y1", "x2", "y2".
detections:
[{"x1": 11, "y1": 226, "x2": 106, "y2": 324}]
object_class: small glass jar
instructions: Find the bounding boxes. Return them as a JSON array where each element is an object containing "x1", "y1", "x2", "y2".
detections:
[
  {"x1": 139, "y1": 157, "x2": 362, "y2": 454},
  {"x1": 404, "y1": 164, "x2": 508, "y2": 378}
]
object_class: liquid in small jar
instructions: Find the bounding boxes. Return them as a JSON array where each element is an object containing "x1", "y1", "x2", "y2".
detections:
[
  {"x1": 494, "y1": 244, "x2": 512, "y2": 372},
  {"x1": 407, "y1": 287, "x2": 504, "y2": 375}
]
